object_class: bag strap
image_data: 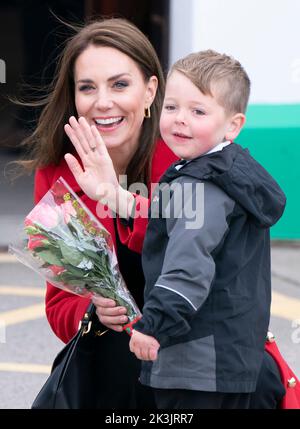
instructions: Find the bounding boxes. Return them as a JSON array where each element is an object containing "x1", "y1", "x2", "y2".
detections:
[{"x1": 78, "y1": 302, "x2": 95, "y2": 336}]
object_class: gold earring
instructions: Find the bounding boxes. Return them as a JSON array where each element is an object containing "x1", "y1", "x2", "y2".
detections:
[{"x1": 144, "y1": 107, "x2": 151, "y2": 118}]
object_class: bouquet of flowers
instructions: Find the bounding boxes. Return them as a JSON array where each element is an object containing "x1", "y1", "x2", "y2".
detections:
[{"x1": 9, "y1": 177, "x2": 141, "y2": 335}]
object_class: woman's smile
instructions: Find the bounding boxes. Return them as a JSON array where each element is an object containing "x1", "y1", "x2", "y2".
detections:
[{"x1": 93, "y1": 116, "x2": 125, "y2": 132}]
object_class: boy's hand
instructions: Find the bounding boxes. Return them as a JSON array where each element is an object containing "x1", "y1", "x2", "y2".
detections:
[{"x1": 129, "y1": 330, "x2": 160, "y2": 361}]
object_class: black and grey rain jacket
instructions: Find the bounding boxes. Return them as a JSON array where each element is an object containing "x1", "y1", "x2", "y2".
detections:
[{"x1": 134, "y1": 142, "x2": 286, "y2": 393}]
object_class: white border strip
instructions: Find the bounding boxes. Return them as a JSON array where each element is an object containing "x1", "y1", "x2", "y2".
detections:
[{"x1": 156, "y1": 283, "x2": 197, "y2": 311}]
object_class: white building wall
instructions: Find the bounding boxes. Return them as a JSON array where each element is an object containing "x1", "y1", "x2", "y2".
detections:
[{"x1": 169, "y1": 0, "x2": 300, "y2": 104}]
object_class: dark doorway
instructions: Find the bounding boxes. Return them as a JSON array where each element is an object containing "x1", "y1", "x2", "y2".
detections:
[
  {"x1": 0, "y1": 1, "x2": 85, "y2": 150},
  {"x1": 85, "y1": 0, "x2": 170, "y2": 73},
  {"x1": 0, "y1": 0, "x2": 169, "y2": 150}
]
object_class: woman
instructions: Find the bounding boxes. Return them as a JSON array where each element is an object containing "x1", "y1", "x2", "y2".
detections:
[{"x1": 21, "y1": 18, "x2": 177, "y2": 408}]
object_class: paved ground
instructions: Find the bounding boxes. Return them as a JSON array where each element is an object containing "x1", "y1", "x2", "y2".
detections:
[
  {"x1": 0, "y1": 149, "x2": 299, "y2": 409},
  {"x1": 0, "y1": 150, "x2": 34, "y2": 251}
]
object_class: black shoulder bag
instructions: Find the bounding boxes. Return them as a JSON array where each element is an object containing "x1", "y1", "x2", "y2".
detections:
[{"x1": 31, "y1": 302, "x2": 108, "y2": 409}]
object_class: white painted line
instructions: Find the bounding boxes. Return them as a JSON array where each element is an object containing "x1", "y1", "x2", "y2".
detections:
[
  {"x1": 0, "y1": 253, "x2": 18, "y2": 263},
  {"x1": 0, "y1": 362, "x2": 51, "y2": 374},
  {"x1": 271, "y1": 291, "x2": 300, "y2": 322},
  {"x1": 0, "y1": 286, "x2": 45, "y2": 297},
  {"x1": 0, "y1": 303, "x2": 45, "y2": 326}
]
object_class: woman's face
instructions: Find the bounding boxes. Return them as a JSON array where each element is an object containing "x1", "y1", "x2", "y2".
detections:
[{"x1": 74, "y1": 45, "x2": 157, "y2": 153}]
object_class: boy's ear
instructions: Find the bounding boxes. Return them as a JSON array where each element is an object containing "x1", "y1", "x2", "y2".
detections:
[{"x1": 225, "y1": 113, "x2": 246, "y2": 141}]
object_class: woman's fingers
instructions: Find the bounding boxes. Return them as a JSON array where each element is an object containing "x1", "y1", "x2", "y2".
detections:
[
  {"x1": 91, "y1": 124, "x2": 109, "y2": 156},
  {"x1": 65, "y1": 116, "x2": 108, "y2": 160},
  {"x1": 69, "y1": 116, "x2": 91, "y2": 154},
  {"x1": 64, "y1": 153, "x2": 84, "y2": 179},
  {"x1": 92, "y1": 296, "x2": 117, "y2": 308},
  {"x1": 64, "y1": 124, "x2": 87, "y2": 160},
  {"x1": 92, "y1": 296, "x2": 128, "y2": 329},
  {"x1": 95, "y1": 309, "x2": 128, "y2": 331},
  {"x1": 78, "y1": 116, "x2": 97, "y2": 151},
  {"x1": 97, "y1": 305, "x2": 127, "y2": 317},
  {"x1": 97, "y1": 313, "x2": 128, "y2": 326}
]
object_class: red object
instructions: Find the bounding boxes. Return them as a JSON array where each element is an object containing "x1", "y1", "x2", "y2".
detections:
[
  {"x1": 123, "y1": 316, "x2": 142, "y2": 336},
  {"x1": 27, "y1": 234, "x2": 47, "y2": 251},
  {"x1": 48, "y1": 265, "x2": 65, "y2": 276},
  {"x1": 265, "y1": 340, "x2": 300, "y2": 409},
  {"x1": 34, "y1": 139, "x2": 178, "y2": 343}
]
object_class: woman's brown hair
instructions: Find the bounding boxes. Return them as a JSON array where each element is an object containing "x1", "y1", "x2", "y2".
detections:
[{"x1": 16, "y1": 18, "x2": 165, "y2": 186}]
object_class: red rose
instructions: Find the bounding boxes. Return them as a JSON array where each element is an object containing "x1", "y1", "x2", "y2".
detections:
[
  {"x1": 27, "y1": 234, "x2": 47, "y2": 251},
  {"x1": 49, "y1": 265, "x2": 65, "y2": 275},
  {"x1": 26, "y1": 202, "x2": 59, "y2": 229},
  {"x1": 50, "y1": 181, "x2": 70, "y2": 205}
]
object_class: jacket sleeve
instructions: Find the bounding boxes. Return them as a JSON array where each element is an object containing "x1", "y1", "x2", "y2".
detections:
[
  {"x1": 134, "y1": 181, "x2": 235, "y2": 343},
  {"x1": 116, "y1": 140, "x2": 178, "y2": 254},
  {"x1": 34, "y1": 167, "x2": 90, "y2": 344}
]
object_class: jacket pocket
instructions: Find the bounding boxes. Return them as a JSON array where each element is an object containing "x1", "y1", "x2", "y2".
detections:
[{"x1": 150, "y1": 335, "x2": 217, "y2": 390}]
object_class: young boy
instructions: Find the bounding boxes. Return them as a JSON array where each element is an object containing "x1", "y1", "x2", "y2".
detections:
[{"x1": 129, "y1": 50, "x2": 286, "y2": 409}]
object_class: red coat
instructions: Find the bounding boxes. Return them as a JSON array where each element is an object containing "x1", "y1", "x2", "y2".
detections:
[{"x1": 34, "y1": 139, "x2": 177, "y2": 343}]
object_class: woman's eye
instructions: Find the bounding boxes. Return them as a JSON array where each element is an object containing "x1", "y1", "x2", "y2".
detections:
[
  {"x1": 164, "y1": 105, "x2": 176, "y2": 111},
  {"x1": 113, "y1": 80, "x2": 129, "y2": 89},
  {"x1": 78, "y1": 84, "x2": 93, "y2": 92}
]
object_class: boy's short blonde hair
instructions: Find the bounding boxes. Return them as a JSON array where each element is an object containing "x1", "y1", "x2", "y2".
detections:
[{"x1": 169, "y1": 49, "x2": 250, "y2": 115}]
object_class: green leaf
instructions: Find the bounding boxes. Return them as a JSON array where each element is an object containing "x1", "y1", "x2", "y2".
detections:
[
  {"x1": 67, "y1": 221, "x2": 85, "y2": 240},
  {"x1": 35, "y1": 250, "x2": 64, "y2": 266},
  {"x1": 80, "y1": 249, "x2": 97, "y2": 260},
  {"x1": 54, "y1": 273, "x2": 86, "y2": 287},
  {"x1": 62, "y1": 263, "x2": 85, "y2": 277},
  {"x1": 58, "y1": 241, "x2": 83, "y2": 267},
  {"x1": 25, "y1": 226, "x2": 41, "y2": 235}
]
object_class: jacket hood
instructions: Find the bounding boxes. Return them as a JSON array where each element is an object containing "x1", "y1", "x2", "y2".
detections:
[{"x1": 161, "y1": 143, "x2": 286, "y2": 228}]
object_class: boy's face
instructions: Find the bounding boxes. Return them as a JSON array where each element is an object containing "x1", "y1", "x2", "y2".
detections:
[{"x1": 160, "y1": 71, "x2": 238, "y2": 160}]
